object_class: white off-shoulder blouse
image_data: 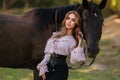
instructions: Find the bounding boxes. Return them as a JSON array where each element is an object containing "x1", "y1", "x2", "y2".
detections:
[{"x1": 37, "y1": 32, "x2": 85, "y2": 76}]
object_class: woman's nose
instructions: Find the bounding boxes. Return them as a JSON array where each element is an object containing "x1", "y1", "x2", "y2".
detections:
[{"x1": 68, "y1": 19, "x2": 71, "y2": 23}]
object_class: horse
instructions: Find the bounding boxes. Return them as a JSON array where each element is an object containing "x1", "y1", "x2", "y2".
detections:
[
  {"x1": 0, "y1": 0, "x2": 107, "y2": 80},
  {"x1": 82, "y1": 0, "x2": 107, "y2": 58}
]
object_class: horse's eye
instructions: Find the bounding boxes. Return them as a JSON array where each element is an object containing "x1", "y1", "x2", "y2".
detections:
[{"x1": 94, "y1": 13, "x2": 97, "y2": 17}]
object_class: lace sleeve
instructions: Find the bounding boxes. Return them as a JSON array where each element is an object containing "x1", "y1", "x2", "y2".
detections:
[
  {"x1": 39, "y1": 65, "x2": 48, "y2": 76},
  {"x1": 36, "y1": 53, "x2": 51, "y2": 70},
  {"x1": 70, "y1": 46, "x2": 85, "y2": 64},
  {"x1": 69, "y1": 38, "x2": 85, "y2": 64}
]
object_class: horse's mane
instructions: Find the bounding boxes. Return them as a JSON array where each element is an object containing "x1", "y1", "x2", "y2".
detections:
[{"x1": 23, "y1": 4, "x2": 81, "y2": 25}]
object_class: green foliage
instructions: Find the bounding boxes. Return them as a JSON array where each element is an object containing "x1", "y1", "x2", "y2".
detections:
[
  {"x1": 69, "y1": 0, "x2": 82, "y2": 4},
  {"x1": 0, "y1": 0, "x2": 119, "y2": 17},
  {"x1": 10, "y1": 0, "x2": 24, "y2": 8},
  {"x1": 109, "y1": 0, "x2": 120, "y2": 13},
  {"x1": 0, "y1": 0, "x2": 119, "y2": 18},
  {"x1": 0, "y1": 0, "x2": 3, "y2": 8},
  {"x1": 33, "y1": 0, "x2": 69, "y2": 7},
  {"x1": 0, "y1": 0, "x2": 69, "y2": 9}
]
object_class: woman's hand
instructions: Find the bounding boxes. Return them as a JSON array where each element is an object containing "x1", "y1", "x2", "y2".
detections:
[
  {"x1": 78, "y1": 32, "x2": 83, "y2": 47},
  {"x1": 38, "y1": 65, "x2": 48, "y2": 80},
  {"x1": 36, "y1": 63, "x2": 44, "y2": 70},
  {"x1": 41, "y1": 74, "x2": 46, "y2": 80}
]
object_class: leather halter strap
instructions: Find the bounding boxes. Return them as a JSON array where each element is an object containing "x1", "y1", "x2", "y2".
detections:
[{"x1": 55, "y1": 8, "x2": 58, "y2": 31}]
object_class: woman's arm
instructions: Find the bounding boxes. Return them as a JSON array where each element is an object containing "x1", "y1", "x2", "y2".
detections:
[
  {"x1": 36, "y1": 53, "x2": 51, "y2": 70},
  {"x1": 69, "y1": 36, "x2": 85, "y2": 64}
]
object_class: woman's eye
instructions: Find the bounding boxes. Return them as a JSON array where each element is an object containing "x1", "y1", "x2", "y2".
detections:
[
  {"x1": 72, "y1": 19, "x2": 75, "y2": 22},
  {"x1": 66, "y1": 17, "x2": 70, "y2": 20}
]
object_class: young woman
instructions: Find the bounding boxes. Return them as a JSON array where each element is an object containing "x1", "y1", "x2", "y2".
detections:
[{"x1": 36, "y1": 10, "x2": 85, "y2": 80}]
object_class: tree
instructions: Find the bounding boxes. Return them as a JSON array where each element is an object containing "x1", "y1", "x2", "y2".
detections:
[
  {"x1": 109, "y1": 0, "x2": 120, "y2": 17},
  {"x1": 2, "y1": 0, "x2": 16, "y2": 10},
  {"x1": 23, "y1": 0, "x2": 31, "y2": 8}
]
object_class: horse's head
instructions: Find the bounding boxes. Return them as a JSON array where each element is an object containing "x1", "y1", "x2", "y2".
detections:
[{"x1": 81, "y1": 0, "x2": 107, "y2": 58}]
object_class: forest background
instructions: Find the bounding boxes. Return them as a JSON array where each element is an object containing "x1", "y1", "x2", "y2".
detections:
[
  {"x1": 0, "y1": 0, "x2": 120, "y2": 17},
  {"x1": 0, "y1": 0, "x2": 120, "y2": 80}
]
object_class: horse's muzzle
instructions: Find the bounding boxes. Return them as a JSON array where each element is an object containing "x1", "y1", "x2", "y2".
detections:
[{"x1": 87, "y1": 47, "x2": 99, "y2": 58}]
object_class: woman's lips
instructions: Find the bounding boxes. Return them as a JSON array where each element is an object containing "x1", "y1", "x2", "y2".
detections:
[{"x1": 66, "y1": 23, "x2": 71, "y2": 27}]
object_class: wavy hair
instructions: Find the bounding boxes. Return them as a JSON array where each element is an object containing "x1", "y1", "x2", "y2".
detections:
[{"x1": 53, "y1": 10, "x2": 82, "y2": 47}]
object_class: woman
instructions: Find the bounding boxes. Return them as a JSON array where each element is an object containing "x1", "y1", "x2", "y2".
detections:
[{"x1": 36, "y1": 10, "x2": 85, "y2": 80}]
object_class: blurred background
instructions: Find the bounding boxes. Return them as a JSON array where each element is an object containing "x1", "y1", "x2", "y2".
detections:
[{"x1": 0, "y1": 0, "x2": 120, "y2": 80}]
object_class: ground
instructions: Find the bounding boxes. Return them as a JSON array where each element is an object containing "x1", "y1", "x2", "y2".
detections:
[{"x1": 102, "y1": 14, "x2": 120, "y2": 47}]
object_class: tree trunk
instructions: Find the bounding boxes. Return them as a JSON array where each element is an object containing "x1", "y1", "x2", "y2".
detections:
[
  {"x1": 24, "y1": 0, "x2": 31, "y2": 8},
  {"x1": 2, "y1": 0, "x2": 17, "y2": 10},
  {"x1": 2, "y1": 0, "x2": 7, "y2": 10}
]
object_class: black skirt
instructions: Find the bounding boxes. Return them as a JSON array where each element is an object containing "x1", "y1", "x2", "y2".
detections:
[
  {"x1": 47, "y1": 54, "x2": 68, "y2": 72},
  {"x1": 45, "y1": 54, "x2": 69, "y2": 80}
]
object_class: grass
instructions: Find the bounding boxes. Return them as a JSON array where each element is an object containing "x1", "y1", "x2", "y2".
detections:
[
  {"x1": 0, "y1": 49, "x2": 120, "y2": 80},
  {"x1": 69, "y1": 69, "x2": 120, "y2": 80},
  {"x1": 68, "y1": 52, "x2": 120, "y2": 80},
  {"x1": 0, "y1": 68, "x2": 33, "y2": 80}
]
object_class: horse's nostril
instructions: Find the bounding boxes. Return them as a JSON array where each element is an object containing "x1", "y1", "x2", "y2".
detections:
[{"x1": 87, "y1": 47, "x2": 99, "y2": 58}]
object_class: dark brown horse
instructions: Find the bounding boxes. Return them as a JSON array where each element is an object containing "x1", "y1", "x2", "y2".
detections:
[{"x1": 0, "y1": 0, "x2": 107, "y2": 80}]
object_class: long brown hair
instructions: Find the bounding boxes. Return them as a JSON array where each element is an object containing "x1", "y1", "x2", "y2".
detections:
[{"x1": 53, "y1": 10, "x2": 82, "y2": 47}]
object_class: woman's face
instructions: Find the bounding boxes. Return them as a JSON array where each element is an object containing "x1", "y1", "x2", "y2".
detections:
[{"x1": 65, "y1": 13, "x2": 76, "y2": 30}]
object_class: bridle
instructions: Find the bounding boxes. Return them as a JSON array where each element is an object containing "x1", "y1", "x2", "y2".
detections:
[
  {"x1": 81, "y1": 9, "x2": 97, "y2": 67},
  {"x1": 55, "y1": 8, "x2": 58, "y2": 32}
]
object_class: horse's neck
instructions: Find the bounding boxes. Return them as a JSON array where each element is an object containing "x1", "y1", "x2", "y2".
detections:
[
  {"x1": 56, "y1": 4, "x2": 80, "y2": 23},
  {"x1": 22, "y1": 4, "x2": 80, "y2": 32}
]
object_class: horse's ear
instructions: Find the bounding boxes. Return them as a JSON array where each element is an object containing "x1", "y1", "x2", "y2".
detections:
[
  {"x1": 98, "y1": 0, "x2": 107, "y2": 10},
  {"x1": 82, "y1": 0, "x2": 89, "y2": 9}
]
